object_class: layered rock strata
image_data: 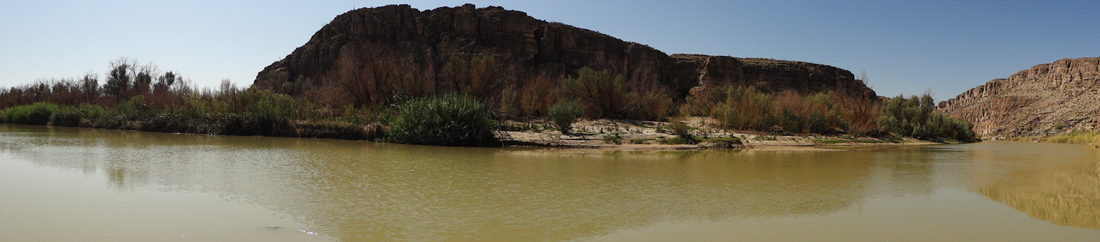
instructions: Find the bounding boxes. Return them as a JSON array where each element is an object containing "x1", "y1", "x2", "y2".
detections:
[{"x1": 939, "y1": 57, "x2": 1100, "y2": 138}]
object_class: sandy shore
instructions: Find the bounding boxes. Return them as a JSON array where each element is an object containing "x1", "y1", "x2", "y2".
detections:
[{"x1": 497, "y1": 117, "x2": 939, "y2": 151}]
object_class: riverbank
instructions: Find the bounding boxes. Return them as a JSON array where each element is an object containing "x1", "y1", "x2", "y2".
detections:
[
  {"x1": 498, "y1": 117, "x2": 943, "y2": 150},
  {"x1": 1007, "y1": 130, "x2": 1100, "y2": 148},
  {"x1": 4, "y1": 116, "x2": 941, "y2": 151}
]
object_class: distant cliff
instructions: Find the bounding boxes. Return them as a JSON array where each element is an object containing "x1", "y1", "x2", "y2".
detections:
[
  {"x1": 938, "y1": 57, "x2": 1100, "y2": 138},
  {"x1": 252, "y1": 4, "x2": 876, "y2": 101}
]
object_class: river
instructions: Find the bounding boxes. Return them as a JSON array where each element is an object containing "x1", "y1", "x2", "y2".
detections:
[{"x1": 1, "y1": 124, "x2": 1098, "y2": 241}]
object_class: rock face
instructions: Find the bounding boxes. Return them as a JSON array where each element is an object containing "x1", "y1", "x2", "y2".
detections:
[
  {"x1": 938, "y1": 57, "x2": 1100, "y2": 138},
  {"x1": 253, "y1": 4, "x2": 875, "y2": 100}
]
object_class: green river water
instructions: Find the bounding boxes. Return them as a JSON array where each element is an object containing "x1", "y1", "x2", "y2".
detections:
[{"x1": 1, "y1": 124, "x2": 1098, "y2": 241}]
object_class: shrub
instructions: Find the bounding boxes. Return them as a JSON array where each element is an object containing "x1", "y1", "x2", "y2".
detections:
[
  {"x1": 215, "y1": 112, "x2": 289, "y2": 136},
  {"x1": 388, "y1": 94, "x2": 497, "y2": 146},
  {"x1": 289, "y1": 120, "x2": 368, "y2": 140},
  {"x1": 877, "y1": 94, "x2": 977, "y2": 142},
  {"x1": 548, "y1": 100, "x2": 584, "y2": 135},
  {"x1": 50, "y1": 104, "x2": 106, "y2": 127},
  {"x1": 658, "y1": 137, "x2": 691, "y2": 145},
  {"x1": 623, "y1": 88, "x2": 674, "y2": 121},
  {"x1": 780, "y1": 110, "x2": 804, "y2": 133},
  {"x1": 668, "y1": 120, "x2": 696, "y2": 144},
  {"x1": 517, "y1": 76, "x2": 558, "y2": 117},
  {"x1": 4, "y1": 102, "x2": 60, "y2": 125},
  {"x1": 562, "y1": 68, "x2": 626, "y2": 118},
  {"x1": 603, "y1": 133, "x2": 623, "y2": 144},
  {"x1": 712, "y1": 85, "x2": 776, "y2": 130},
  {"x1": 679, "y1": 86, "x2": 727, "y2": 116},
  {"x1": 139, "y1": 111, "x2": 192, "y2": 133}
]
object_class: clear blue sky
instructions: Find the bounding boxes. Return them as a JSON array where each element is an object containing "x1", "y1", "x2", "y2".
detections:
[{"x1": 2, "y1": 0, "x2": 1097, "y2": 101}]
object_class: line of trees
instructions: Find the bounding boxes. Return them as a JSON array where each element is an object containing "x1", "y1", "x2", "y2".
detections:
[{"x1": 0, "y1": 54, "x2": 980, "y2": 145}]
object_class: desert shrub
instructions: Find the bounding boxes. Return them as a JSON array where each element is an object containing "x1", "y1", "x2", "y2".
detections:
[
  {"x1": 50, "y1": 104, "x2": 106, "y2": 127},
  {"x1": 658, "y1": 137, "x2": 691, "y2": 145},
  {"x1": 713, "y1": 85, "x2": 776, "y2": 130},
  {"x1": 669, "y1": 120, "x2": 697, "y2": 144},
  {"x1": 4, "y1": 102, "x2": 60, "y2": 125},
  {"x1": 139, "y1": 111, "x2": 192, "y2": 133},
  {"x1": 517, "y1": 76, "x2": 558, "y2": 117},
  {"x1": 807, "y1": 111, "x2": 829, "y2": 134},
  {"x1": 388, "y1": 94, "x2": 496, "y2": 146},
  {"x1": 562, "y1": 68, "x2": 626, "y2": 118},
  {"x1": 779, "y1": 110, "x2": 804, "y2": 133},
  {"x1": 623, "y1": 88, "x2": 674, "y2": 121},
  {"x1": 679, "y1": 86, "x2": 727, "y2": 116},
  {"x1": 877, "y1": 94, "x2": 977, "y2": 141},
  {"x1": 289, "y1": 120, "x2": 368, "y2": 140},
  {"x1": 113, "y1": 95, "x2": 154, "y2": 120},
  {"x1": 443, "y1": 55, "x2": 508, "y2": 101},
  {"x1": 603, "y1": 133, "x2": 623, "y2": 144},
  {"x1": 701, "y1": 85, "x2": 880, "y2": 135},
  {"x1": 548, "y1": 100, "x2": 584, "y2": 135},
  {"x1": 214, "y1": 112, "x2": 289, "y2": 136}
]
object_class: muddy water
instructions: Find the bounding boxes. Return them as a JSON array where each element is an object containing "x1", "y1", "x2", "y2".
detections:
[{"x1": 1, "y1": 124, "x2": 1098, "y2": 241}]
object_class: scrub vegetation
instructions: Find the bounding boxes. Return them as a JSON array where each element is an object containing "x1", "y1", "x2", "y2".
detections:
[{"x1": 0, "y1": 57, "x2": 980, "y2": 146}]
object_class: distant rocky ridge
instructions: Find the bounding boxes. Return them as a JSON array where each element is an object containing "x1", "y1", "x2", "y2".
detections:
[
  {"x1": 253, "y1": 4, "x2": 876, "y2": 101},
  {"x1": 938, "y1": 57, "x2": 1100, "y2": 138}
]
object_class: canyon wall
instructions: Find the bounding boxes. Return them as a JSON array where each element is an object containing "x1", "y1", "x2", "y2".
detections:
[
  {"x1": 253, "y1": 4, "x2": 876, "y2": 101},
  {"x1": 939, "y1": 57, "x2": 1100, "y2": 138}
]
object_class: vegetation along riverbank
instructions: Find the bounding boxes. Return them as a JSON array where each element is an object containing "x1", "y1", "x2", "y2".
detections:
[
  {"x1": 0, "y1": 57, "x2": 977, "y2": 148},
  {"x1": 0, "y1": 4, "x2": 981, "y2": 148}
]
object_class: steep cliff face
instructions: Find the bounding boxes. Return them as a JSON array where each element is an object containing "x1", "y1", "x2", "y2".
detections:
[
  {"x1": 939, "y1": 57, "x2": 1100, "y2": 138},
  {"x1": 253, "y1": 4, "x2": 875, "y2": 100}
]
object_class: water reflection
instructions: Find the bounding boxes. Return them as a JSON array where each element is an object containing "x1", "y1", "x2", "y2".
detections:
[
  {"x1": 2, "y1": 124, "x2": 1099, "y2": 241},
  {"x1": 976, "y1": 145, "x2": 1100, "y2": 229}
]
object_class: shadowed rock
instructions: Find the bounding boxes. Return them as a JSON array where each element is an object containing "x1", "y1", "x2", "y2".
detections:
[{"x1": 253, "y1": 4, "x2": 876, "y2": 101}]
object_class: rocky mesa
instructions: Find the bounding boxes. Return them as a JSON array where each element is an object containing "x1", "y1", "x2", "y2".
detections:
[
  {"x1": 938, "y1": 57, "x2": 1100, "y2": 138},
  {"x1": 252, "y1": 4, "x2": 876, "y2": 101}
]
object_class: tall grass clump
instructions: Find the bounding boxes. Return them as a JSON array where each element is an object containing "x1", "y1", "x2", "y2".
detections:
[
  {"x1": 548, "y1": 100, "x2": 583, "y2": 134},
  {"x1": 4, "y1": 102, "x2": 60, "y2": 125},
  {"x1": 388, "y1": 94, "x2": 496, "y2": 146}
]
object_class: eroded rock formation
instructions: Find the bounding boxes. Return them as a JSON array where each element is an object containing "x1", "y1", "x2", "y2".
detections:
[
  {"x1": 253, "y1": 4, "x2": 875, "y2": 101},
  {"x1": 939, "y1": 57, "x2": 1100, "y2": 138}
]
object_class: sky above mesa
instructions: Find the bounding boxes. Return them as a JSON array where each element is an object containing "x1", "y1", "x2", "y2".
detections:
[{"x1": 2, "y1": 0, "x2": 1097, "y2": 101}]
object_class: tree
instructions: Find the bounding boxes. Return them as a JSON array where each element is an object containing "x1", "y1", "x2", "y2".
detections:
[
  {"x1": 562, "y1": 67, "x2": 626, "y2": 118},
  {"x1": 103, "y1": 58, "x2": 135, "y2": 100}
]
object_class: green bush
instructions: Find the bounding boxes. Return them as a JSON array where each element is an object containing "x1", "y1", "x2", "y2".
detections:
[
  {"x1": 388, "y1": 94, "x2": 497, "y2": 146},
  {"x1": 50, "y1": 104, "x2": 106, "y2": 127},
  {"x1": 712, "y1": 85, "x2": 776, "y2": 130},
  {"x1": 668, "y1": 121, "x2": 696, "y2": 144},
  {"x1": 4, "y1": 102, "x2": 60, "y2": 125},
  {"x1": 562, "y1": 67, "x2": 626, "y2": 118},
  {"x1": 603, "y1": 133, "x2": 623, "y2": 144},
  {"x1": 780, "y1": 110, "x2": 804, "y2": 133},
  {"x1": 216, "y1": 112, "x2": 288, "y2": 136},
  {"x1": 877, "y1": 94, "x2": 977, "y2": 142},
  {"x1": 113, "y1": 95, "x2": 154, "y2": 120},
  {"x1": 658, "y1": 137, "x2": 691, "y2": 145},
  {"x1": 548, "y1": 100, "x2": 584, "y2": 135}
]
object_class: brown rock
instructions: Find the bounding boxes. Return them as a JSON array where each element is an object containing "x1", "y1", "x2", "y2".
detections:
[
  {"x1": 253, "y1": 4, "x2": 875, "y2": 101},
  {"x1": 939, "y1": 57, "x2": 1100, "y2": 138}
]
